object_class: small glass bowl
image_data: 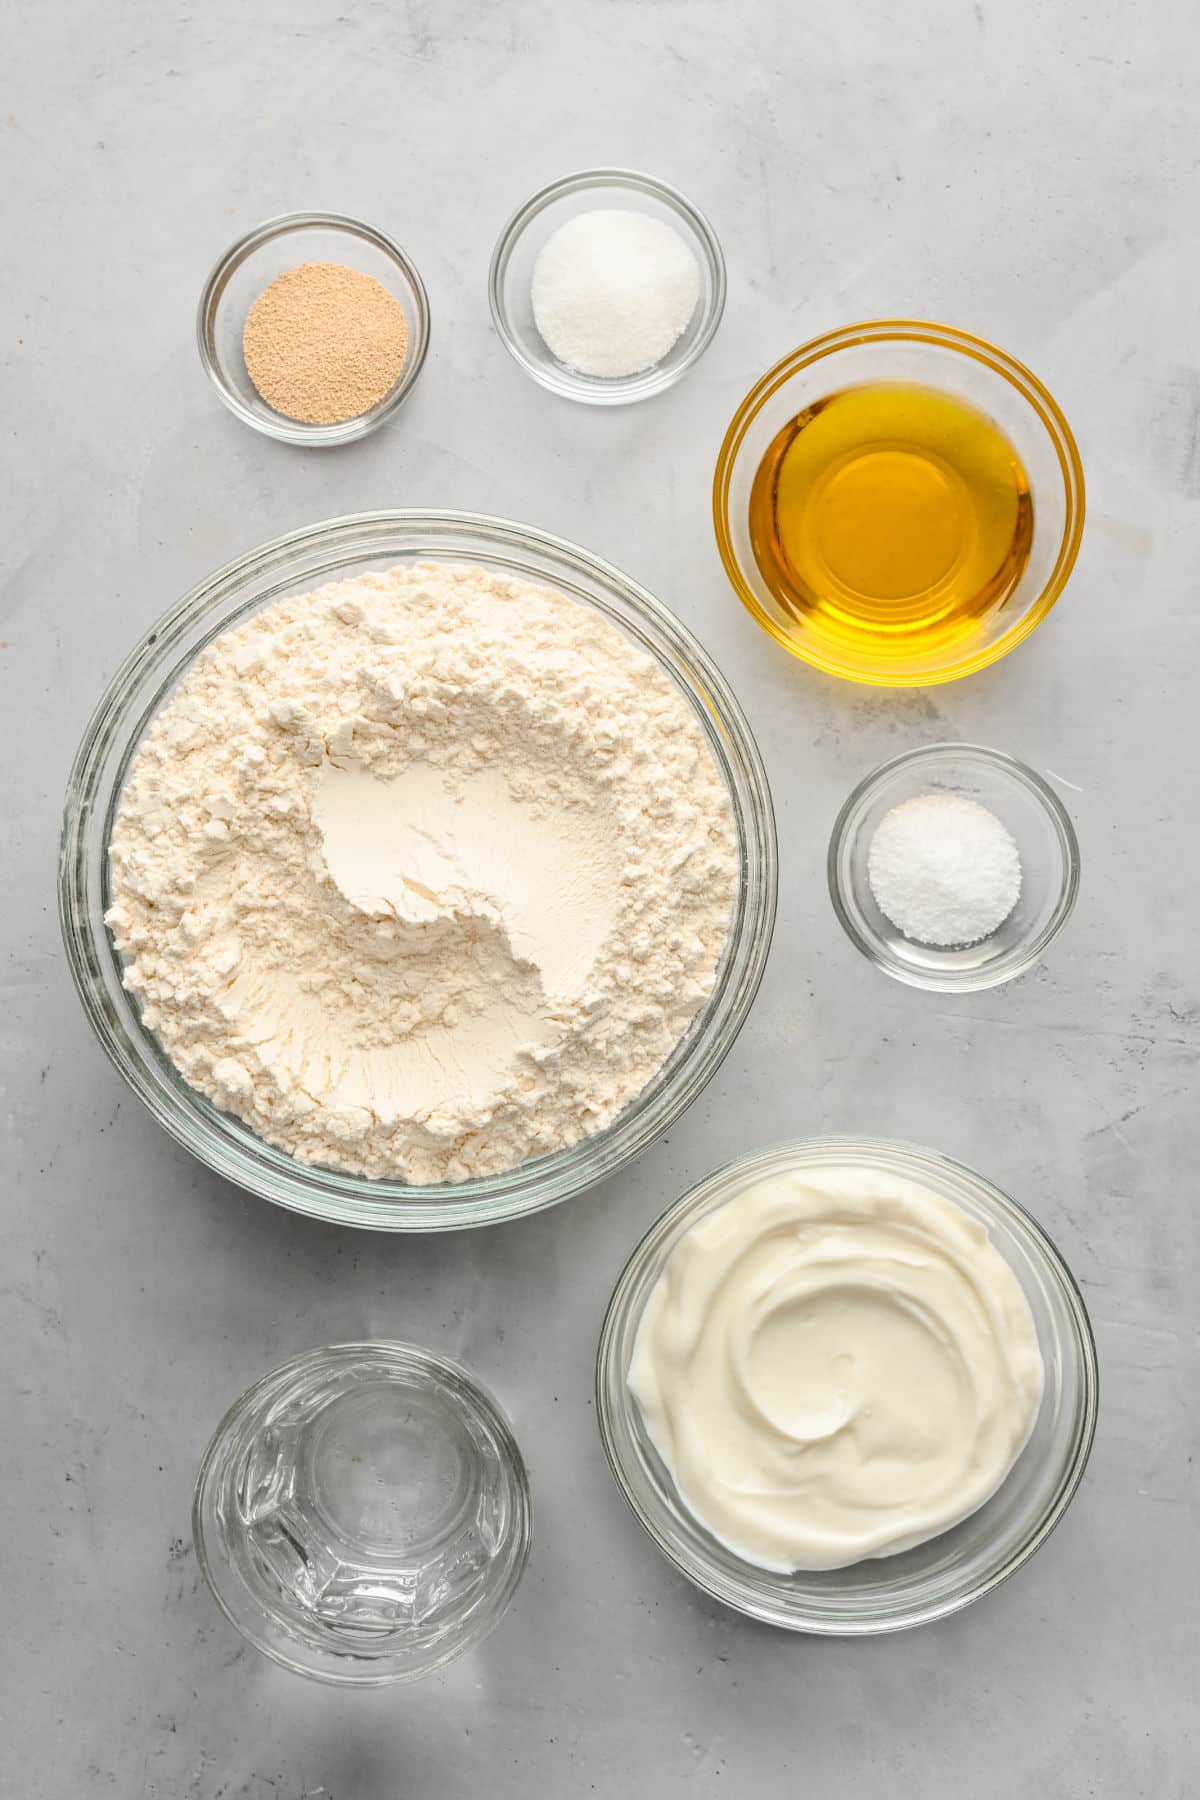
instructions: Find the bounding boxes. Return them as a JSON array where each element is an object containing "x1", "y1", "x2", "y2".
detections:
[
  {"x1": 197, "y1": 211, "x2": 431, "y2": 445},
  {"x1": 488, "y1": 168, "x2": 725, "y2": 405},
  {"x1": 193, "y1": 1343, "x2": 531, "y2": 1685},
  {"x1": 59, "y1": 511, "x2": 777, "y2": 1230},
  {"x1": 713, "y1": 320, "x2": 1085, "y2": 685},
  {"x1": 597, "y1": 1138, "x2": 1098, "y2": 1635},
  {"x1": 828, "y1": 743, "x2": 1080, "y2": 992}
]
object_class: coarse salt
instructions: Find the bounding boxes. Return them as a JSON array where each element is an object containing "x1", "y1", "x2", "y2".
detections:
[{"x1": 867, "y1": 792, "x2": 1022, "y2": 948}]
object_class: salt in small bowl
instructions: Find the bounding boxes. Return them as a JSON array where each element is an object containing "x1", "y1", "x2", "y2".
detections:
[{"x1": 828, "y1": 743, "x2": 1080, "y2": 992}]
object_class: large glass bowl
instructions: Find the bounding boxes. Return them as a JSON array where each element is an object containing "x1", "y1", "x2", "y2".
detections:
[
  {"x1": 597, "y1": 1138, "x2": 1098, "y2": 1634},
  {"x1": 59, "y1": 512, "x2": 777, "y2": 1231},
  {"x1": 713, "y1": 320, "x2": 1085, "y2": 687}
]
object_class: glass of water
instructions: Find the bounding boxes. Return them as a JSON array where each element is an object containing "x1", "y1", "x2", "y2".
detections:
[{"x1": 193, "y1": 1342, "x2": 531, "y2": 1684}]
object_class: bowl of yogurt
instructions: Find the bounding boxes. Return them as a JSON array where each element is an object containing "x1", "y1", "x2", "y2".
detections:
[
  {"x1": 59, "y1": 511, "x2": 776, "y2": 1230},
  {"x1": 597, "y1": 1138, "x2": 1097, "y2": 1633}
]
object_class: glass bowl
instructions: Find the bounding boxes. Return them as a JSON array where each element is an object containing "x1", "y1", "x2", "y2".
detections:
[
  {"x1": 597, "y1": 1138, "x2": 1098, "y2": 1635},
  {"x1": 197, "y1": 211, "x2": 431, "y2": 446},
  {"x1": 59, "y1": 511, "x2": 777, "y2": 1231},
  {"x1": 713, "y1": 320, "x2": 1085, "y2": 685},
  {"x1": 193, "y1": 1342, "x2": 531, "y2": 1685},
  {"x1": 488, "y1": 168, "x2": 726, "y2": 405},
  {"x1": 828, "y1": 743, "x2": 1080, "y2": 992}
]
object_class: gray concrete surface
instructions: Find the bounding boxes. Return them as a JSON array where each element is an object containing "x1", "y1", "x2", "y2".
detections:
[{"x1": 4, "y1": 1, "x2": 1197, "y2": 1794}]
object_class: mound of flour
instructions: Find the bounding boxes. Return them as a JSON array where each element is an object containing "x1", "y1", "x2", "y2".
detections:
[{"x1": 105, "y1": 562, "x2": 737, "y2": 1183}]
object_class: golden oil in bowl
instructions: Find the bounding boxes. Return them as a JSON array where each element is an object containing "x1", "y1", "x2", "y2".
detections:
[{"x1": 748, "y1": 382, "x2": 1033, "y2": 664}]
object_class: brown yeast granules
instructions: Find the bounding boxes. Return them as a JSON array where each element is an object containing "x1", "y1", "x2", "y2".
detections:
[{"x1": 242, "y1": 261, "x2": 409, "y2": 426}]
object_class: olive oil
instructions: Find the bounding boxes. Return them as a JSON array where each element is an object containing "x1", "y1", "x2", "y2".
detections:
[{"x1": 748, "y1": 382, "x2": 1033, "y2": 665}]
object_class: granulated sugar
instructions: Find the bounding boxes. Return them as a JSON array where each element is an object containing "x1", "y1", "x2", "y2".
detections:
[{"x1": 531, "y1": 210, "x2": 700, "y2": 378}]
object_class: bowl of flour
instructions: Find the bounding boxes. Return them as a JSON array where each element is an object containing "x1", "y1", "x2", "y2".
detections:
[{"x1": 61, "y1": 512, "x2": 776, "y2": 1229}]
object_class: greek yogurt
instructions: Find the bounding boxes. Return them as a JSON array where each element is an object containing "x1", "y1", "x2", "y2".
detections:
[{"x1": 628, "y1": 1162, "x2": 1045, "y2": 1571}]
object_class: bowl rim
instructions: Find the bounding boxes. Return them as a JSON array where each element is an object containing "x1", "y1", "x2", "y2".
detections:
[
  {"x1": 192, "y1": 1339, "x2": 532, "y2": 1685},
  {"x1": 196, "y1": 209, "x2": 432, "y2": 446},
  {"x1": 596, "y1": 1134, "x2": 1099, "y2": 1634},
  {"x1": 59, "y1": 508, "x2": 777, "y2": 1231},
  {"x1": 488, "y1": 166, "x2": 727, "y2": 405},
  {"x1": 827, "y1": 741, "x2": 1082, "y2": 992},
  {"x1": 712, "y1": 317, "x2": 1086, "y2": 686}
]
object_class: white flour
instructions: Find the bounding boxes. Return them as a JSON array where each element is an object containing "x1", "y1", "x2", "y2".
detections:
[{"x1": 106, "y1": 562, "x2": 737, "y2": 1183}]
